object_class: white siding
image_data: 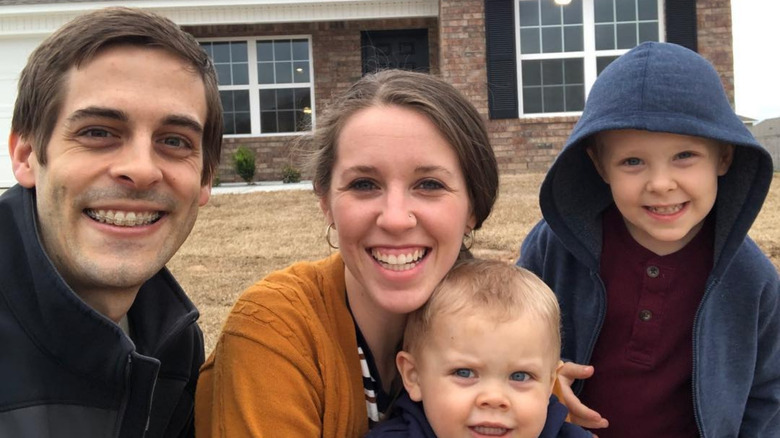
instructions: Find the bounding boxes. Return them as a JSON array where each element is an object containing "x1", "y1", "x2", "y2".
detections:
[{"x1": 0, "y1": 36, "x2": 44, "y2": 188}]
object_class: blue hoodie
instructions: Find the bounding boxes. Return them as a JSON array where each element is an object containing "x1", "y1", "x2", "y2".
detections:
[{"x1": 518, "y1": 42, "x2": 779, "y2": 437}]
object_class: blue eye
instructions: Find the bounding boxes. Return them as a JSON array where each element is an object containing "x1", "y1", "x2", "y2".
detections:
[
  {"x1": 454, "y1": 369, "x2": 474, "y2": 378},
  {"x1": 623, "y1": 157, "x2": 642, "y2": 166},
  {"x1": 509, "y1": 371, "x2": 529, "y2": 382},
  {"x1": 161, "y1": 136, "x2": 191, "y2": 149},
  {"x1": 79, "y1": 128, "x2": 113, "y2": 138},
  {"x1": 676, "y1": 151, "x2": 694, "y2": 160}
]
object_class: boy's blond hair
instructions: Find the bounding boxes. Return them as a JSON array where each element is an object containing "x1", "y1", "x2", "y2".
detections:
[{"x1": 403, "y1": 259, "x2": 561, "y2": 361}]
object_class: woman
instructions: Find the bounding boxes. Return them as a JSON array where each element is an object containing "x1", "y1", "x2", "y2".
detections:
[{"x1": 195, "y1": 70, "x2": 499, "y2": 437}]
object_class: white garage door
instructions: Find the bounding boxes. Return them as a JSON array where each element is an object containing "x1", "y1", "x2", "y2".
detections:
[{"x1": 0, "y1": 36, "x2": 45, "y2": 188}]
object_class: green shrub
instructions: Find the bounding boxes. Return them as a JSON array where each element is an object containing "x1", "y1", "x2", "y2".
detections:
[
  {"x1": 233, "y1": 146, "x2": 256, "y2": 184},
  {"x1": 281, "y1": 164, "x2": 301, "y2": 184}
]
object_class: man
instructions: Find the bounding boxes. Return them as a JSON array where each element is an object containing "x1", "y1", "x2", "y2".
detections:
[{"x1": 0, "y1": 7, "x2": 222, "y2": 437}]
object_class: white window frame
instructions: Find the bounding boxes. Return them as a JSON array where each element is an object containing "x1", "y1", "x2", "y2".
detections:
[
  {"x1": 514, "y1": 0, "x2": 665, "y2": 117},
  {"x1": 200, "y1": 35, "x2": 315, "y2": 137}
]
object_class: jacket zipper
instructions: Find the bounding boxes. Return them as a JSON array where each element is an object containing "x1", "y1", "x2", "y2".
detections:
[
  {"x1": 114, "y1": 355, "x2": 133, "y2": 437},
  {"x1": 691, "y1": 278, "x2": 717, "y2": 438}
]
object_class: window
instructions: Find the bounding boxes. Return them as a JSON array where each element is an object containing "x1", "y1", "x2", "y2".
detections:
[
  {"x1": 200, "y1": 37, "x2": 313, "y2": 135},
  {"x1": 516, "y1": 0, "x2": 662, "y2": 115}
]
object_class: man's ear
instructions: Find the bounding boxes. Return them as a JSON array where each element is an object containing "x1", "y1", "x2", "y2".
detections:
[
  {"x1": 9, "y1": 133, "x2": 38, "y2": 188},
  {"x1": 396, "y1": 351, "x2": 423, "y2": 402},
  {"x1": 717, "y1": 144, "x2": 735, "y2": 176}
]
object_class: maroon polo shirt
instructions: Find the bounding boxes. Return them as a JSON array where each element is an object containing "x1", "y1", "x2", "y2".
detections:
[{"x1": 579, "y1": 205, "x2": 713, "y2": 438}]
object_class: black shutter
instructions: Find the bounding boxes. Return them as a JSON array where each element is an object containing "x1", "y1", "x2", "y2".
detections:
[
  {"x1": 665, "y1": 0, "x2": 698, "y2": 52},
  {"x1": 485, "y1": 0, "x2": 519, "y2": 119}
]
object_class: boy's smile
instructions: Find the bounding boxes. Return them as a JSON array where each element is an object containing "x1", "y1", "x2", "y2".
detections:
[{"x1": 589, "y1": 129, "x2": 733, "y2": 256}]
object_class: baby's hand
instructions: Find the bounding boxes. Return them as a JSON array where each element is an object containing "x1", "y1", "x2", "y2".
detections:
[{"x1": 558, "y1": 362, "x2": 609, "y2": 433}]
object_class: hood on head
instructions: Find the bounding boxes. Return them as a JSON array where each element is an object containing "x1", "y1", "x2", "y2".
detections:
[{"x1": 539, "y1": 42, "x2": 773, "y2": 269}]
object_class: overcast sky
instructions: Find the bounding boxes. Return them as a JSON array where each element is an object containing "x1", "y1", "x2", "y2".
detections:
[{"x1": 732, "y1": 0, "x2": 780, "y2": 122}]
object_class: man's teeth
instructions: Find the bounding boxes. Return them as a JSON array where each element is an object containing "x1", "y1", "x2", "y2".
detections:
[
  {"x1": 648, "y1": 204, "x2": 684, "y2": 214},
  {"x1": 371, "y1": 249, "x2": 426, "y2": 271},
  {"x1": 86, "y1": 209, "x2": 160, "y2": 227}
]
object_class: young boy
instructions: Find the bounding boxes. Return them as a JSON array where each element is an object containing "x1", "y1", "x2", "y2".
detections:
[
  {"x1": 518, "y1": 41, "x2": 779, "y2": 437},
  {"x1": 367, "y1": 259, "x2": 591, "y2": 438}
]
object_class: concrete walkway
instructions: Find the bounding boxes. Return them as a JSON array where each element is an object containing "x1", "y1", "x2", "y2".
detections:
[{"x1": 210, "y1": 180, "x2": 313, "y2": 195}]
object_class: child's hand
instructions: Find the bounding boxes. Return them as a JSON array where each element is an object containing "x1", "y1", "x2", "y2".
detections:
[{"x1": 559, "y1": 362, "x2": 609, "y2": 432}]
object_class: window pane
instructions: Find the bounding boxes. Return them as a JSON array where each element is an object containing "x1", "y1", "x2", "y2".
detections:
[
  {"x1": 220, "y1": 90, "x2": 234, "y2": 111},
  {"x1": 294, "y1": 88, "x2": 311, "y2": 110},
  {"x1": 293, "y1": 61, "x2": 310, "y2": 83},
  {"x1": 595, "y1": 24, "x2": 615, "y2": 50},
  {"x1": 232, "y1": 63, "x2": 249, "y2": 85},
  {"x1": 260, "y1": 89, "x2": 276, "y2": 110},
  {"x1": 276, "y1": 62, "x2": 293, "y2": 83},
  {"x1": 518, "y1": 1, "x2": 539, "y2": 26},
  {"x1": 565, "y1": 85, "x2": 585, "y2": 111},
  {"x1": 615, "y1": 0, "x2": 637, "y2": 22},
  {"x1": 564, "y1": 25, "x2": 583, "y2": 51},
  {"x1": 523, "y1": 87, "x2": 543, "y2": 113},
  {"x1": 274, "y1": 40, "x2": 292, "y2": 61},
  {"x1": 261, "y1": 111, "x2": 277, "y2": 133},
  {"x1": 215, "y1": 65, "x2": 232, "y2": 86},
  {"x1": 540, "y1": 0, "x2": 561, "y2": 25},
  {"x1": 597, "y1": 56, "x2": 619, "y2": 75},
  {"x1": 278, "y1": 111, "x2": 295, "y2": 132},
  {"x1": 200, "y1": 43, "x2": 213, "y2": 58},
  {"x1": 541, "y1": 60, "x2": 563, "y2": 85},
  {"x1": 543, "y1": 86, "x2": 564, "y2": 112},
  {"x1": 616, "y1": 23, "x2": 637, "y2": 49},
  {"x1": 520, "y1": 28, "x2": 541, "y2": 54},
  {"x1": 542, "y1": 27, "x2": 563, "y2": 53},
  {"x1": 277, "y1": 89, "x2": 294, "y2": 110},
  {"x1": 212, "y1": 43, "x2": 231, "y2": 63},
  {"x1": 223, "y1": 114, "x2": 235, "y2": 135},
  {"x1": 257, "y1": 41, "x2": 274, "y2": 61},
  {"x1": 235, "y1": 90, "x2": 250, "y2": 112},
  {"x1": 292, "y1": 39, "x2": 309, "y2": 60},
  {"x1": 638, "y1": 22, "x2": 659, "y2": 43},
  {"x1": 563, "y1": 0, "x2": 583, "y2": 24},
  {"x1": 638, "y1": 0, "x2": 658, "y2": 20},
  {"x1": 522, "y1": 61, "x2": 542, "y2": 86},
  {"x1": 236, "y1": 112, "x2": 251, "y2": 134},
  {"x1": 564, "y1": 58, "x2": 583, "y2": 84},
  {"x1": 258, "y1": 63, "x2": 275, "y2": 84},
  {"x1": 231, "y1": 42, "x2": 248, "y2": 62},
  {"x1": 594, "y1": 0, "x2": 614, "y2": 23}
]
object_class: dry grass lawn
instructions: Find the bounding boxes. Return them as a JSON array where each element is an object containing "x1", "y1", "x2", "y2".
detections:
[{"x1": 168, "y1": 173, "x2": 780, "y2": 355}]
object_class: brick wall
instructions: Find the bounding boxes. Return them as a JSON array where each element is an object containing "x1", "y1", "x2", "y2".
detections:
[
  {"x1": 437, "y1": 0, "x2": 736, "y2": 175},
  {"x1": 185, "y1": 18, "x2": 438, "y2": 182},
  {"x1": 189, "y1": 0, "x2": 735, "y2": 181}
]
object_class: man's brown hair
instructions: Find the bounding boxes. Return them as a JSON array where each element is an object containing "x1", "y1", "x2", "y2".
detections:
[{"x1": 11, "y1": 7, "x2": 222, "y2": 185}]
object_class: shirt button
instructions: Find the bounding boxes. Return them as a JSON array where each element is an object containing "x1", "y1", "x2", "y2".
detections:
[
  {"x1": 646, "y1": 266, "x2": 660, "y2": 278},
  {"x1": 639, "y1": 309, "x2": 653, "y2": 321}
]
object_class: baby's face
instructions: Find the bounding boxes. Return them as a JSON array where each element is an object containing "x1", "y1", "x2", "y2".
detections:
[{"x1": 407, "y1": 312, "x2": 560, "y2": 438}]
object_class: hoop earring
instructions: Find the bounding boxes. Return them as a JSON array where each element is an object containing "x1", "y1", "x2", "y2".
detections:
[
  {"x1": 325, "y1": 223, "x2": 339, "y2": 249},
  {"x1": 463, "y1": 229, "x2": 475, "y2": 250}
]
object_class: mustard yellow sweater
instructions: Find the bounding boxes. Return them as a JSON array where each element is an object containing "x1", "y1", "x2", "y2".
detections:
[{"x1": 195, "y1": 253, "x2": 368, "y2": 437}]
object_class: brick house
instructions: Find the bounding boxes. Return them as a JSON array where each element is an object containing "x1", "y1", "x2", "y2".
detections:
[{"x1": 0, "y1": 0, "x2": 736, "y2": 185}]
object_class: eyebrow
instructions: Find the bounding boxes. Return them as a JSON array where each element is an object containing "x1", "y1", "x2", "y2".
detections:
[
  {"x1": 344, "y1": 164, "x2": 455, "y2": 176},
  {"x1": 66, "y1": 106, "x2": 204, "y2": 135}
]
